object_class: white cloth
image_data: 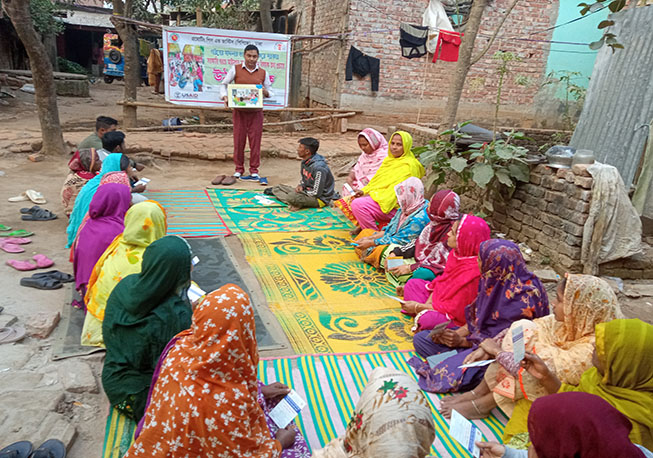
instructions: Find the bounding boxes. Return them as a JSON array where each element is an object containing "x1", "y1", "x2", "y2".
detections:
[
  {"x1": 422, "y1": 0, "x2": 454, "y2": 54},
  {"x1": 218, "y1": 63, "x2": 273, "y2": 99},
  {"x1": 581, "y1": 162, "x2": 643, "y2": 274}
]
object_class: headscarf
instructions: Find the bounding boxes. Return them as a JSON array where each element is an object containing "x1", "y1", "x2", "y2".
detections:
[
  {"x1": 81, "y1": 201, "x2": 167, "y2": 347},
  {"x1": 417, "y1": 214, "x2": 491, "y2": 327},
  {"x1": 465, "y1": 239, "x2": 549, "y2": 344},
  {"x1": 395, "y1": 177, "x2": 427, "y2": 229},
  {"x1": 313, "y1": 367, "x2": 435, "y2": 458},
  {"x1": 351, "y1": 128, "x2": 388, "y2": 189},
  {"x1": 561, "y1": 319, "x2": 653, "y2": 449},
  {"x1": 362, "y1": 131, "x2": 425, "y2": 214},
  {"x1": 102, "y1": 236, "x2": 193, "y2": 421},
  {"x1": 125, "y1": 285, "x2": 282, "y2": 458},
  {"x1": 73, "y1": 183, "x2": 131, "y2": 294},
  {"x1": 414, "y1": 189, "x2": 460, "y2": 274},
  {"x1": 528, "y1": 392, "x2": 645, "y2": 458},
  {"x1": 68, "y1": 148, "x2": 99, "y2": 180},
  {"x1": 101, "y1": 171, "x2": 131, "y2": 187},
  {"x1": 66, "y1": 153, "x2": 125, "y2": 248}
]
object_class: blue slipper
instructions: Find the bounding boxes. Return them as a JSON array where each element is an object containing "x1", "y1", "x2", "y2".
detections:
[
  {"x1": 0, "y1": 441, "x2": 32, "y2": 458},
  {"x1": 259, "y1": 177, "x2": 268, "y2": 186},
  {"x1": 31, "y1": 439, "x2": 65, "y2": 458},
  {"x1": 240, "y1": 174, "x2": 260, "y2": 181}
]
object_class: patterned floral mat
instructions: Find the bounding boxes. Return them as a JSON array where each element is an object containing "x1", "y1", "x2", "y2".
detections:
[
  {"x1": 239, "y1": 231, "x2": 414, "y2": 353},
  {"x1": 207, "y1": 189, "x2": 354, "y2": 233}
]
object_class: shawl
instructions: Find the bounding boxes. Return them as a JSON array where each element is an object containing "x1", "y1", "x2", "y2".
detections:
[
  {"x1": 147, "y1": 48, "x2": 163, "y2": 74},
  {"x1": 419, "y1": 214, "x2": 490, "y2": 326},
  {"x1": 351, "y1": 128, "x2": 388, "y2": 190},
  {"x1": 66, "y1": 153, "x2": 124, "y2": 248},
  {"x1": 414, "y1": 189, "x2": 460, "y2": 274},
  {"x1": 102, "y1": 236, "x2": 193, "y2": 420},
  {"x1": 73, "y1": 183, "x2": 131, "y2": 293},
  {"x1": 465, "y1": 239, "x2": 549, "y2": 345},
  {"x1": 560, "y1": 319, "x2": 653, "y2": 449},
  {"x1": 81, "y1": 201, "x2": 167, "y2": 347},
  {"x1": 125, "y1": 284, "x2": 282, "y2": 458},
  {"x1": 69, "y1": 148, "x2": 99, "y2": 180},
  {"x1": 101, "y1": 171, "x2": 131, "y2": 187},
  {"x1": 395, "y1": 177, "x2": 426, "y2": 229},
  {"x1": 362, "y1": 131, "x2": 425, "y2": 214},
  {"x1": 313, "y1": 367, "x2": 435, "y2": 458},
  {"x1": 528, "y1": 392, "x2": 645, "y2": 458}
]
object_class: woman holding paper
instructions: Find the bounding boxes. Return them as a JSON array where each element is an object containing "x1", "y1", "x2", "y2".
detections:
[
  {"x1": 440, "y1": 274, "x2": 622, "y2": 422},
  {"x1": 101, "y1": 236, "x2": 193, "y2": 421},
  {"x1": 125, "y1": 284, "x2": 310, "y2": 458},
  {"x1": 408, "y1": 240, "x2": 548, "y2": 395}
]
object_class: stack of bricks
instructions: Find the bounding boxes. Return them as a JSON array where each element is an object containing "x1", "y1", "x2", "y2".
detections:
[{"x1": 489, "y1": 164, "x2": 593, "y2": 273}]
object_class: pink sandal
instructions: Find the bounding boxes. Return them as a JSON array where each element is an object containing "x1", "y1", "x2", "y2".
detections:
[
  {"x1": 6, "y1": 259, "x2": 37, "y2": 271},
  {"x1": 33, "y1": 254, "x2": 54, "y2": 269},
  {"x1": 4, "y1": 237, "x2": 32, "y2": 245},
  {"x1": 0, "y1": 242, "x2": 24, "y2": 253}
]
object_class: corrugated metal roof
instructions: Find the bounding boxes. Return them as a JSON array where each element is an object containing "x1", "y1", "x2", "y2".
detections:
[{"x1": 570, "y1": 6, "x2": 653, "y2": 187}]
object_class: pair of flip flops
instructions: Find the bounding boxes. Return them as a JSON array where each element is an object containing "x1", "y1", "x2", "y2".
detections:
[
  {"x1": 0, "y1": 237, "x2": 32, "y2": 253},
  {"x1": 20, "y1": 206, "x2": 57, "y2": 221},
  {"x1": 20, "y1": 270, "x2": 73, "y2": 290},
  {"x1": 0, "y1": 229, "x2": 33, "y2": 238},
  {"x1": 0, "y1": 326, "x2": 26, "y2": 345},
  {"x1": 7, "y1": 255, "x2": 54, "y2": 272},
  {"x1": 7, "y1": 190, "x2": 47, "y2": 204},
  {"x1": 211, "y1": 174, "x2": 238, "y2": 186},
  {"x1": 0, "y1": 439, "x2": 66, "y2": 458}
]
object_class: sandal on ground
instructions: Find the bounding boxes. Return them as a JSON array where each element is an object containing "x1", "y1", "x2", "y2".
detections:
[
  {"x1": 30, "y1": 439, "x2": 66, "y2": 458},
  {"x1": 0, "y1": 326, "x2": 26, "y2": 345},
  {"x1": 20, "y1": 205, "x2": 42, "y2": 214},
  {"x1": 0, "y1": 242, "x2": 24, "y2": 253},
  {"x1": 221, "y1": 176, "x2": 237, "y2": 186},
  {"x1": 33, "y1": 254, "x2": 54, "y2": 269},
  {"x1": 0, "y1": 224, "x2": 11, "y2": 231},
  {"x1": 21, "y1": 209, "x2": 57, "y2": 221},
  {"x1": 7, "y1": 192, "x2": 30, "y2": 203},
  {"x1": 0, "y1": 230, "x2": 33, "y2": 238},
  {"x1": 25, "y1": 189, "x2": 46, "y2": 205},
  {"x1": 6, "y1": 259, "x2": 37, "y2": 271},
  {"x1": 20, "y1": 276, "x2": 62, "y2": 290},
  {"x1": 259, "y1": 177, "x2": 268, "y2": 186},
  {"x1": 211, "y1": 174, "x2": 226, "y2": 185},
  {"x1": 3, "y1": 237, "x2": 31, "y2": 245},
  {"x1": 32, "y1": 270, "x2": 73, "y2": 283}
]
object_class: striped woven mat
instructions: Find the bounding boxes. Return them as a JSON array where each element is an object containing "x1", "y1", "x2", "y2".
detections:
[
  {"x1": 102, "y1": 407, "x2": 136, "y2": 458},
  {"x1": 260, "y1": 351, "x2": 509, "y2": 457},
  {"x1": 144, "y1": 189, "x2": 231, "y2": 238}
]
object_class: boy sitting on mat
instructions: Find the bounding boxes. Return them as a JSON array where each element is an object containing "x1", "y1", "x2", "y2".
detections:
[{"x1": 266, "y1": 137, "x2": 337, "y2": 211}]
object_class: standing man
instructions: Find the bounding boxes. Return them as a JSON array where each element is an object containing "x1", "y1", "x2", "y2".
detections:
[{"x1": 213, "y1": 44, "x2": 272, "y2": 186}]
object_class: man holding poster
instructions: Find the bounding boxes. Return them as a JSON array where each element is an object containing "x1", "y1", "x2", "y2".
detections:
[{"x1": 215, "y1": 44, "x2": 273, "y2": 186}]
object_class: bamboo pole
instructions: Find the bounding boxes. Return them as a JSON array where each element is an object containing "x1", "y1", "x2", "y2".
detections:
[
  {"x1": 117, "y1": 100, "x2": 361, "y2": 113},
  {"x1": 125, "y1": 111, "x2": 356, "y2": 132},
  {"x1": 195, "y1": 7, "x2": 206, "y2": 126}
]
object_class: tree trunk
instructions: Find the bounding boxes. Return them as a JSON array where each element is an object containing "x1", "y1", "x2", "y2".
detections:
[
  {"x1": 2, "y1": 0, "x2": 65, "y2": 155},
  {"x1": 441, "y1": 0, "x2": 488, "y2": 130},
  {"x1": 260, "y1": 0, "x2": 274, "y2": 32},
  {"x1": 112, "y1": 0, "x2": 139, "y2": 128}
]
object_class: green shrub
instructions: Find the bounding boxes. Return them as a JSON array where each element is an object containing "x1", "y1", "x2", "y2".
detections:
[{"x1": 57, "y1": 57, "x2": 88, "y2": 75}]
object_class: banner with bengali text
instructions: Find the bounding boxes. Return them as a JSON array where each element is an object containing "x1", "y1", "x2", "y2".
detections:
[{"x1": 163, "y1": 27, "x2": 291, "y2": 109}]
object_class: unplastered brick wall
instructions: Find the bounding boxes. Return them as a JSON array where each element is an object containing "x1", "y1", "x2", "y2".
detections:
[{"x1": 490, "y1": 164, "x2": 592, "y2": 273}]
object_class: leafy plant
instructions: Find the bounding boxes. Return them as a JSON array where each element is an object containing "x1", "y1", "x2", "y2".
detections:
[
  {"x1": 578, "y1": 0, "x2": 630, "y2": 52},
  {"x1": 57, "y1": 57, "x2": 88, "y2": 75},
  {"x1": 492, "y1": 51, "x2": 530, "y2": 136},
  {"x1": 415, "y1": 124, "x2": 532, "y2": 214},
  {"x1": 30, "y1": 0, "x2": 65, "y2": 36},
  {"x1": 542, "y1": 70, "x2": 588, "y2": 132}
]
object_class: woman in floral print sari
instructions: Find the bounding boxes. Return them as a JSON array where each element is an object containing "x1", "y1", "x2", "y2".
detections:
[{"x1": 127, "y1": 284, "x2": 310, "y2": 458}]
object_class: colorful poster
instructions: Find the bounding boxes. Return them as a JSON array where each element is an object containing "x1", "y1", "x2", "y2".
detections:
[{"x1": 162, "y1": 27, "x2": 291, "y2": 109}]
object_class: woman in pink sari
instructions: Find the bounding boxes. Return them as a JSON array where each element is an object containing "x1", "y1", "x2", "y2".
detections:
[
  {"x1": 344, "y1": 128, "x2": 388, "y2": 195},
  {"x1": 401, "y1": 214, "x2": 491, "y2": 330}
]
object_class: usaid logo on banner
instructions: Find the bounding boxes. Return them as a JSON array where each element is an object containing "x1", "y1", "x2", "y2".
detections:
[
  {"x1": 171, "y1": 34, "x2": 179, "y2": 42},
  {"x1": 275, "y1": 42, "x2": 287, "y2": 52}
]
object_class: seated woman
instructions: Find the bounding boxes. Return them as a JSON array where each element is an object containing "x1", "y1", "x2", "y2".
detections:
[
  {"x1": 401, "y1": 214, "x2": 490, "y2": 330},
  {"x1": 477, "y1": 392, "x2": 653, "y2": 458},
  {"x1": 81, "y1": 201, "x2": 167, "y2": 347},
  {"x1": 313, "y1": 367, "x2": 435, "y2": 458},
  {"x1": 353, "y1": 177, "x2": 429, "y2": 269},
  {"x1": 126, "y1": 285, "x2": 310, "y2": 457},
  {"x1": 340, "y1": 128, "x2": 388, "y2": 199},
  {"x1": 66, "y1": 153, "x2": 130, "y2": 248},
  {"x1": 519, "y1": 318, "x2": 653, "y2": 450},
  {"x1": 102, "y1": 236, "x2": 193, "y2": 422},
  {"x1": 385, "y1": 189, "x2": 460, "y2": 287},
  {"x1": 338, "y1": 131, "x2": 424, "y2": 233},
  {"x1": 442, "y1": 274, "x2": 622, "y2": 421},
  {"x1": 408, "y1": 240, "x2": 549, "y2": 394},
  {"x1": 72, "y1": 183, "x2": 131, "y2": 310},
  {"x1": 61, "y1": 148, "x2": 100, "y2": 217}
]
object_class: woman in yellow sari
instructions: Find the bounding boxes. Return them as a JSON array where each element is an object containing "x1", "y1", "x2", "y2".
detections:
[
  {"x1": 337, "y1": 131, "x2": 424, "y2": 233},
  {"x1": 81, "y1": 201, "x2": 167, "y2": 347}
]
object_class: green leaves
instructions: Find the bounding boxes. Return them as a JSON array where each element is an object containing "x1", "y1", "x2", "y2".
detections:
[
  {"x1": 608, "y1": 0, "x2": 626, "y2": 12},
  {"x1": 449, "y1": 156, "x2": 469, "y2": 173},
  {"x1": 472, "y1": 163, "x2": 494, "y2": 188},
  {"x1": 598, "y1": 19, "x2": 615, "y2": 29},
  {"x1": 508, "y1": 162, "x2": 531, "y2": 182}
]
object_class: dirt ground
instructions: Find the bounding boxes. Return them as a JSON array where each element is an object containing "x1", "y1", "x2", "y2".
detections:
[{"x1": 1, "y1": 81, "x2": 652, "y2": 456}]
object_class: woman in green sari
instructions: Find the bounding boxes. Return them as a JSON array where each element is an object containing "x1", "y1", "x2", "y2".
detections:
[{"x1": 101, "y1": 235, "x2": 193, "y2": 421}]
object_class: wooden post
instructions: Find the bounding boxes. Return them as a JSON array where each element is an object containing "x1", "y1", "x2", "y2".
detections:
[
  {"x1": 176, "y1": 8, "x2": 180, "y2": 26},
  {"x1": 196, "y1": 8, "x2": 206, "y2": 125}
]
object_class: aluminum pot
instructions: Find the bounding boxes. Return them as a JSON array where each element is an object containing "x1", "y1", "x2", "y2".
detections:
[
  {"x1": 572, "y1": 149, "x2": 596, "y2": 166},
  {"x1": 545, "y1": 145, "x2": 575, "y2": 169}
]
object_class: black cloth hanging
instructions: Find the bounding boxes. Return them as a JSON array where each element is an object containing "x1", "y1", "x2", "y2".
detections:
[
  {"x1": 345, "y1": 46, "x2": 380, "y2": 92},
  {"x1": 399, "y1": 23, "x2": 429, "y2": 59}
]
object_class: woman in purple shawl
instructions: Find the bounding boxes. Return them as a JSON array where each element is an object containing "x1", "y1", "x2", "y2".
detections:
[
  {"x1": 409, "y1": 239, "x2": 549, "y2": 394},
  {"x1": 72, "y1": 183, "x2": 131, "y2": 309}
]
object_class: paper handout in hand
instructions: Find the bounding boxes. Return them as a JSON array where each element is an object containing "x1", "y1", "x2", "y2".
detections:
[
  {"x1": 428, "y1": 320, "x2": 452, "y2": 338},
  {"x1": 386, "y1": 257, "x2": 405, "y2": 270},
  {"x1": 384, "y1": 294, "x2": 406, "y2": 304},
  {"x1": 449, "y1": 409, "x2": 483, "y2": 458},
  {"x1": 458, "y1": 359, "x2": 496, "y2": 369},
  {"x1": 426, "y1": 349, "x2": 458, "y2": 369},
  {"x1": 269, "y1": 389, "x2": 307, "y2": 429},
  {"x1": 187, "y1": 282, "x2": 206, "y2": 303},
  {"x1": 512, "y1": 324, "x2": 525, "y2": 364}
]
